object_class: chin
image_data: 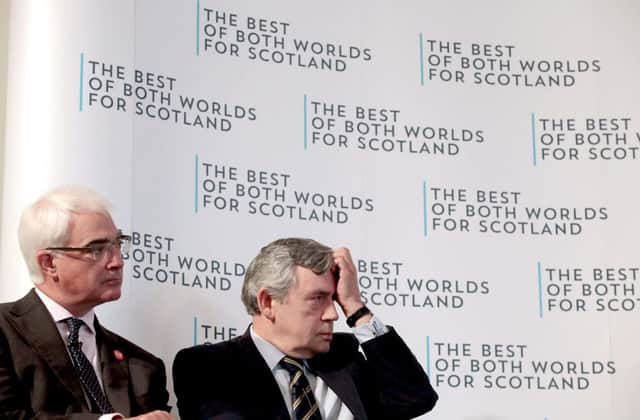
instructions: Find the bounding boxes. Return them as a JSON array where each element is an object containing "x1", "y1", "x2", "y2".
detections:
[
  {"x1": 101, "y1": 289, "x2": 122, "y2": 302},
  {"x1": 314, "y1": 342, "x2": 332, "y2": 354}
]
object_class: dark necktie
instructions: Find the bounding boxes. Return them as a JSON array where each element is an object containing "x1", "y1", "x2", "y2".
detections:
[
  {"x1": 65, "y1": 318, "x2": 114, "y2": 414},
  {"x1": 280, "y1": 356, "x2": 322, "y2": 420}
]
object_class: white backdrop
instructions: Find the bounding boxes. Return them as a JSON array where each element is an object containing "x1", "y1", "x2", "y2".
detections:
[{"x1": 2, "y1": 1, "x2": 639, "y2": 419}]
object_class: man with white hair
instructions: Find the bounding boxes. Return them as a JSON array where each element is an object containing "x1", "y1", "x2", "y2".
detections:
[{"x1": 0, "y1": 185, "x2": 171, "y2": 419}]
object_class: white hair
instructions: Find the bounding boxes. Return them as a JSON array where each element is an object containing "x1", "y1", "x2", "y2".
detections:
[{"x1": 18, "y1": 185, "x2": 112, "y2": 284}]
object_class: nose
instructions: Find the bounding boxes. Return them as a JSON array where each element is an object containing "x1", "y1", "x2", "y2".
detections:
[
  {"x1": 322, "y1": 301, "x2": 339, "y2": 322},
  {"x1": 106, "y1": 245, "x2": 124, "y2": 269}
]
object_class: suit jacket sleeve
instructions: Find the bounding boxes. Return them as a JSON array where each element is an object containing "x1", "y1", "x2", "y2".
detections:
[
  {"x1": 358, "y1": 327, "x2": 438, "y2": 419},
  {"x1": 126, "y1": 352, "x2": 171, "y2": 415}
]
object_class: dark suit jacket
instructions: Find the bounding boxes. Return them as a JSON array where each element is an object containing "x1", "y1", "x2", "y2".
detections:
[
  {"x1": 173, "y1": 327, "x2": 437, "y2": 420},
  {"x1": 0, "y1": 289, "x2": 170, "y2": 420}
]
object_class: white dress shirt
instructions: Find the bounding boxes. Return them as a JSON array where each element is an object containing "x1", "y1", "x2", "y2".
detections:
[
  {"x1": 251, "y1": 317, "x2": 389, "y2": 420},
  {"x1": 35, "y1": 288, "x2": 102, "y2": 386}
]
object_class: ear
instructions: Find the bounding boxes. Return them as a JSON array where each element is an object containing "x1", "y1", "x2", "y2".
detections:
[
  {"x1": 256, "y1": 288, "x2": 275, "y2": 321},
  {"x1": 36, "y1": 251, "x2": 58, "y2": 281}
]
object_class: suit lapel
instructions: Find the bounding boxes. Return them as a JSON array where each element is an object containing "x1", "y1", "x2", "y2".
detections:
[
  {"x1": 8, "y1": 289, "x2": 89, "y2": 410},
  {"x1": 237, "y1": 330, "x2": 291, "y2": 420},
  {"x1": 96, "y1": 320, "x2": 131, "y2": 417}
]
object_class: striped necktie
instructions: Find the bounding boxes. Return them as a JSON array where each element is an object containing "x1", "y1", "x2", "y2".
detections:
[
  {"x1": 280, "y1": 356, "x2": 322, "y2": 420},
  {"x1": 65, "y1": 318, "x2": 114, "y2": 413}
]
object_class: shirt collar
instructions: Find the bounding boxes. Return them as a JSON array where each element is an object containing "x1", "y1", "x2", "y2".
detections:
[
  {"x1": 34, "y1": 288, "x2": 96, "y2": 334},
  {"x1": 250, "y1": 325, "x2": 288, "y2": 372}
]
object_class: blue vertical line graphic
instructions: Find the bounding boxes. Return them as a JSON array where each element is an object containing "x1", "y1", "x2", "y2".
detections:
[
  {"x1": 531, "y1": 112, "x2": 537, "y2": 166},
  {"x1": 193, "y1": 316, "x2": 198, "y2": 346},
  {"x1": 423, "y1": 181, "x2": 428, "y2": 237},
  {"x1": 426, "y1": 336, "x2": 431, "y2": 377},
  {"x1": 419, "y1": 33, "x2": 425, "y2": 86},
  {"x1": 194, "y1": 154, "x2": 199, "y2": 213},
  {"x1": 79, "y1": 53, "x2": 84, "y2": 111},
  {"x1": 537, "y1": 261, "x2": 543, "y2": 318},
  {"x1": 196, "y1": 0, "x2": 200, "y2": 56},
  {"x1": 304, "y1": 94, "x2": 308, "y2": 150}
]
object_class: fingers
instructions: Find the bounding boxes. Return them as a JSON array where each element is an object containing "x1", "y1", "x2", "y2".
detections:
[
  {"x1": 127, "y1": 410, "x2": 173, "y2": 420},
  {"x1": 332, "y1": 247, "x2": 356, "y2": 280},
  {"x1": 331, "y1": 247, "x2": 363, "y2": 316},
  {"x1": 332, "y1": 247, "x2": 355, "y2": 267}
]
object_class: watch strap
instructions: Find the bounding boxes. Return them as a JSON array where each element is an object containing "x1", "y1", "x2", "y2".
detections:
[{"x1": 346, "y1": 305, "x2": 371, "y2": 327}]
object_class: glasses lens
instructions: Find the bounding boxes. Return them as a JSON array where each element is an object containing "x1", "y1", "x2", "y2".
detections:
[
  {"x1": 90, "y1": 243, "x2": 107, "y2": 261},
  {"x1": 119, "y1": 236, "x2": 131, "y2": 256}
]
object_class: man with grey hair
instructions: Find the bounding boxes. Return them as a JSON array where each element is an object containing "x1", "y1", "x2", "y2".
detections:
[
  {"x1": 173, "y1": 238, "x2": 437, "y2": 420},
  {"x1": 0, "y1": 185, "x2": 171, "y2": 419}
]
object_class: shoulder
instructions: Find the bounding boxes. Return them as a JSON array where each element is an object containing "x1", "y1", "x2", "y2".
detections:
[
  {"x1": 0, "y1": 301, "x2": 14, "y2": 322},
  {"x1": 174, "y1": 332, "x2": 251, "y2": 366},
  {"x1": 173, "y1": 333, "x2": 259, "y2": 371},
  {"x1": 0, "y1": 300, "x2": 13, "y2": 313},
  {"x1": 0, "y1": 290, "x2": 39, "y2": 317},
  {"x1": 0, "y1": 302, "x2": 15, "y2": 336},
  {"x1": 0, "y1": 290, "x2": 43, "y2": 331},
  {"x1": 173, "y1": 333, "x2": 255, "y2": 390}
]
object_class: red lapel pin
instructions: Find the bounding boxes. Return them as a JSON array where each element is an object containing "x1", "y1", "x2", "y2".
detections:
[{"x1": 113, "y1": 349, "x2": 124, "y2": 361}]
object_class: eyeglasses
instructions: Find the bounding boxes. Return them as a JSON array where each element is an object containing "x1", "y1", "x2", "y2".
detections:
[{"x1": 45, "y1": 234, "x2": 132, "y2": 262}]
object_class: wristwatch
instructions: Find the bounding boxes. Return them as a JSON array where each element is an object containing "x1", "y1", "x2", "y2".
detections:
[{"x1": 346, "y1": 305, "x2": 371, "y2": 327}]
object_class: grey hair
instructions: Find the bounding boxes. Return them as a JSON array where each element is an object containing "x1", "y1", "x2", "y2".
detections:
[
  {"x1": 241, "y1": 238, "x2": 333, "y2": 315},
  {"x1": 18, "y1": 185, "x2": 112, "y2": 284}
]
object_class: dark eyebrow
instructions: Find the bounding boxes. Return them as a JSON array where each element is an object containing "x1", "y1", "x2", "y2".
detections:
[{"x1": 306, "y1": 290, "x2": 333, "y2": 298}]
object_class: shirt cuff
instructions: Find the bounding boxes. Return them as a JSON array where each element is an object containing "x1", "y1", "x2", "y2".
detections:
[{"x1": 352, "y1": 315, "x2": 389, "y2": 343}]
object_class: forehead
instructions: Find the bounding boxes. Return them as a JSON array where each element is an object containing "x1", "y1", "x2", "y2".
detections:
[
  {"x1": 291, "y1": 266, "x2": 335, "y2": 295},
  {"x1": 66, "y1": 211, "x2": 118, "y2": 244}
]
